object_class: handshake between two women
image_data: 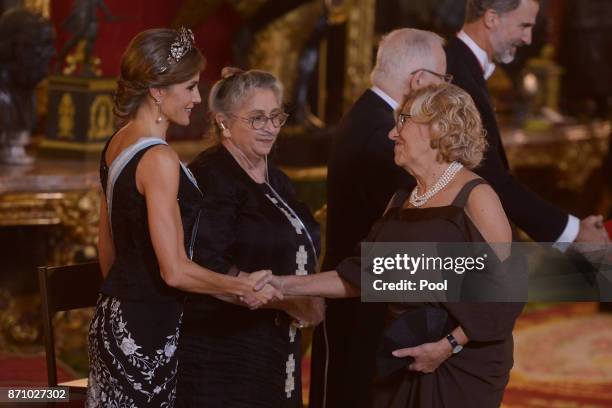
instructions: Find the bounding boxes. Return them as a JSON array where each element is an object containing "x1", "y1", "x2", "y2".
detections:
[{"x1": 223, "y1": 269, "x2": 330, "y2": 328}]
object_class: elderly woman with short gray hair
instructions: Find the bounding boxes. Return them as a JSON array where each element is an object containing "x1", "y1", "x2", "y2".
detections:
[{"x1": 176, "y1": 67, "x2": 324, "y2": 408}]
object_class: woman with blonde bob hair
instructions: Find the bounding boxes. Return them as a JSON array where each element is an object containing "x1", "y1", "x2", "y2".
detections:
[
  {"x1": 271, "y1": 83, "x2": 524, "y2": 407},
  {"x1": 399, "y1": 82, "x2": 487, "y2": 170}
]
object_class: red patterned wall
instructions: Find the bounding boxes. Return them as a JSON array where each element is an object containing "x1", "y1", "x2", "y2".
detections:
[{"x1": 50, "y1": 0, "x2": 242, "y2": 82}]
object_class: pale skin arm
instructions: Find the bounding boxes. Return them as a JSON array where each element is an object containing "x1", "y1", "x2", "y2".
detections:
[
  {"x1": 393, "y1": 182, "x2": 512, "y2": 373},
  {"x1": 392, "y1": 325, "x2": 469, "y2": 373},
  {"x1": 269, "y1": 271, "x2": 360, "y2": 299},
  {"x1": 136, "y1": 145, "x2": 279, "y2": 307},
  {"x1": 97, "y1": 193, "x2": 115, "y2": 278},
  {"x1": 212, "y1": 283, "x2": 283, "y2": 310},
  {"x1": 464, "y1": 182, "x2": 513, "y2": 261},
  {"x1": 267, "y1": 193, "x2": 402, "y2": 299},
  {"x1": 235, "y1": 270, "x2": 326, "y2": 326}
]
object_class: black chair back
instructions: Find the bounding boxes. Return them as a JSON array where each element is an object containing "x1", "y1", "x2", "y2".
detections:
[{"x1": 38, "y1": 262, "x2": 102, "y2": 390}]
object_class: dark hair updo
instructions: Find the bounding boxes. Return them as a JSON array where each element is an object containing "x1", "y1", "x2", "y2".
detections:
[{"x1": 114, "y1": 28, "x2": 205, "y2": 124}]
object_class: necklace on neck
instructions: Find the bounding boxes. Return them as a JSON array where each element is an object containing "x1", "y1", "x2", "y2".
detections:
[{"x1": 409, "y1": 161, "x2": 463, "y2": 207}]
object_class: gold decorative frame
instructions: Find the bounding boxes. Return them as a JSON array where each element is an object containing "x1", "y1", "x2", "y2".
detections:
[
  {"x1": 0, "y1": 188, "x2": 99, "y2": 347},
  {"x1": 22, "y1": 0, "x2": 50, "y2": 18},
  {"x1": 343, "y1": 0, "x2": 376, "y2": 111}
]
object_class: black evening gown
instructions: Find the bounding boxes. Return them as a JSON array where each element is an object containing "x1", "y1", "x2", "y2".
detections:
[
  {"x1": 336, "y1": 179, "x2": 524, "y2": 408},
  {"x1": 86, "y1": 138, "x2": 202, "y2": 407},
  {"x1": 176, "y1": 145, "x2": 320, "y2": 408}
]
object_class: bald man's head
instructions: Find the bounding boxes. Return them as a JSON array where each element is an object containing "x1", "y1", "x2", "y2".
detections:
[{"x1": 371, "y1": 28, "x2": 446, "y2": 96}]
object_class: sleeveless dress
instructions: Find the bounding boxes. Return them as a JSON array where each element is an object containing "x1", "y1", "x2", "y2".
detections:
[
  {"x1": 86, "y1": 138, "x2": 202, "y2": 407},
  {"x1": 176, "y1": 144, "x2": 320, "y2": 408},
  {"x1": 336, "y1": 179, "x2": 524, "y2": 408}
]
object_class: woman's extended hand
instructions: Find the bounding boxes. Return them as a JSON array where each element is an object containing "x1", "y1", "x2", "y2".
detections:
[
  {"x1": 255, "y1": 272, "x2": 287, "y2": 294},
  {"x1": 392, "y1": 338, "x2": 452, "y2": 374},
  {"x1": 236, "y1": 270, "x2": 283, "y2": 309},
  {"x1": 246, "y1": 269, "x2": 274, "y2": 288}
]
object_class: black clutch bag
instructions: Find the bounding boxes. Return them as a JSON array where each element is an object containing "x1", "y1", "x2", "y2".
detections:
[{"x1": 376, "y1": 307, "x2": 450, "y2": 378}]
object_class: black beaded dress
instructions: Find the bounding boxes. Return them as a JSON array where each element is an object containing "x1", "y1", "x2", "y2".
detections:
[
  {"x1": 176, "y1": 144, "x2": 320, "y2": 408},
  {"x1": 86, "y1": 137, "x2": 202, "y2": 407}
]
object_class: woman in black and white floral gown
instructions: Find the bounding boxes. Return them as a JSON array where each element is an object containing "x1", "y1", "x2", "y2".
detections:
[{"x1": 86, "y1": 29, "x2": 279, "y2": 407}]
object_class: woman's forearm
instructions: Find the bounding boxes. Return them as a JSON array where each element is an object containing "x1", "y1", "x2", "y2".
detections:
[
  {"x1": 163, "y1": 258, "x2": 251, "y2": 297},
  {"x1": 278, "y1": 271, "x2": 360, "y2": 298},
  {"x1": 450, "y1": 325, "x2": 469, "y2": 346}
]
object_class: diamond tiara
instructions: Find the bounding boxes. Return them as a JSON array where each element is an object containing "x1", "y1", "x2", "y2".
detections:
[{"x1": 160, "y1": 27, "x2": 195, "y2": 73}]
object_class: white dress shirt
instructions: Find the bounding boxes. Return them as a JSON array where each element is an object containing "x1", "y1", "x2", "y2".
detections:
[
  {"x1": 370, "y1": 86, "x2": 399, "y2": 111},
  {"x1": 456, "y1": 31, "x2": 579, "y2": 244},
  {"x1": 457, "y1": 30, "x2": 496, "y2": 80}
]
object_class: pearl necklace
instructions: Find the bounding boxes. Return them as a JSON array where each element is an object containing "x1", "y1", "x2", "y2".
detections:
[{"x1": 409, "y1": 161, "x2": 463, "y2": 207}]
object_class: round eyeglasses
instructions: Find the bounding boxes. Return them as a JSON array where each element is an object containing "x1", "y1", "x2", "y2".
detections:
[
  {"x1": 396, "y1": 113, "x2": 412, "y2": 133},
  {"x1": 231, "y1": 112, "x2": 289, "y2": 130}
]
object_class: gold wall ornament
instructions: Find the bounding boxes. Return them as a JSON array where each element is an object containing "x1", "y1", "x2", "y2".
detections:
[
  {"x1": 0, "y1": 294, "x2": 40, "y2": 346},
  {"x1": 227, "y1": 0, "x2": 269, "y2": 18},
  {"x1": 22, "y1": 0, "x2": 50, "y2": 18},
  {"x1": 523, "y1": 45, "x2": 563, "y2": 114},
  {"x1": 47, "y1": 189, "x2": 100, "y2": 266},
  {"x1": 42, "y1": 75, "x2": 116, "y2": 158},
  {"x1": 343, "y1": 0, "x2": 376, "y2": 111},
  {"x1": 58, "y1": 93, "x2": 75, "y2": 139},
  {"x1": 62, "y1": 40, "x2": 102, "y2": 77},
  {"x1": 503, "y1": 120, "x2": 610, "y2": 192},
  {"x1": 325, "y1": 0, "x2": 348, "y2": 25},
  {"x1": 35, "y1": 79, "x2": 49, "y2": 120},
  {"x1": 87, "y1": 94, "x2": 114, "y2": 141},
  {"x1": 0, "y1": 186, "x2": 99, "y2": 348},
  {"x1": 0, "y1": 190, "x2": 100, "y2": 264},
  {"x1": 248, "y1": 1, "x2": 324, "y2": 105}
]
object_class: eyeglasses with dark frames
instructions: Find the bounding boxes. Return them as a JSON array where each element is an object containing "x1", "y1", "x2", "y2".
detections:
[
  {"x1": 230, "y1": 112, "x2": 289, "y2": 130},
  {"x1": 396, "y1": 113, "x2": 412, "y2": 133},
  {"x1": 410, "y1": 69, "x2": 453, "y2": 83}
]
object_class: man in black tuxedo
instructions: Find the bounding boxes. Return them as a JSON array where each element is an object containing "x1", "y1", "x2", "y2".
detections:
[
  {"x1": 446, "y1": 0, "x2": 610, "y2": 244},
  {"x1": 309, "y1": 28, "x2": 452, "y2": 408}
]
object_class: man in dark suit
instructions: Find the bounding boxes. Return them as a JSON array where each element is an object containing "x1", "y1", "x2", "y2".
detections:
[
  {"x1": 446, "y1": 0, "x2": 610, "y2": 244},
  {"x1": 309, "y1": 28, "x2": 452, "y2": 408}
]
